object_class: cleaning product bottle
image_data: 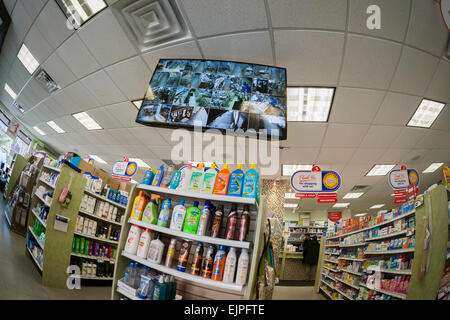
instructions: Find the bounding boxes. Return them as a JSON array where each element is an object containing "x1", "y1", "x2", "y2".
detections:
[
  {"x1": 242, "y1": 163, "x2": 259, "y2": 198},
  {"x1": 201, "y1": 163, "x2": 217, "y2": 193},
  {"x1": 169, "y1": 169, "x2": 182, "y2": 189},
  {"x1": 188, "y1": 163, "x2": 204, "y2": 192},
  {"x1": 227, "y1": 164, "x2": 245, "y2": 196},
  {"x1": 235, "y1": 248, "x2": 249, "y2": 285},
  {"x1": 222, "y1": 247, "x2": 237, "y2": 283},
  {"x1": 183, "y1": 201, "x2": 202, "y2": 234},
  {"x1": 196, "y1": 200, "x2": 212, "y2": 236},
  {"x1": 147, "y1": 234, "x2": 165, "y2": 264},
  {"x1": 152, "y1": 275, "x2": 165, "y2": 300},
  {"x1": 157, "y1": 198, "x2": 172, "y2": 227},
  {"x1": 151, "y1": 164, "x2": 165, "y2": 187},
  {"x1": 176, "y1": 163, "x2": 193, "y2": 191},
  {"x1": 211, "y1": 245, "x2": 227, "y2": 281},
  {"x1": 141, "y1": 198, "x2": 159, "y2": 225},
  {"x1": 130, "y1": 191, "x2": 147, "y2": 220},
  {"x1": 169, "y1": 199, "x2": 187, "y2": 231},
  {"x1": 142, "y1": 168, "x2": 155, "y2": 185},
  {"x1": 161, "y1": 166, "x2": 175, "y2": 188},
  {"x1": 136, "y1": 229, "x2": 152, "y2": 259},
  {"x1": 213, "y1": 164, "x2": 231, "y2": 195}
]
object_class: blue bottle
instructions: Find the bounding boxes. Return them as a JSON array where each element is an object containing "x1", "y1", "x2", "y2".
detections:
[
  {"x1": 242, "y1": 163, "x2": 259, "y2": 198},
  {"x1": 151, "y1": 165, "x2": 165, "y2": 187},
  {"x1": 227, "y1": 164, "x2": 245, "y2": 196},
  {"x1": 142, "y1": 168, "x2": 155, "y2": 185}
]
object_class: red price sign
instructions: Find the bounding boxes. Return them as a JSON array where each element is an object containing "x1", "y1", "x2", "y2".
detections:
[
  {"x1": 328, "y1": 211, "x2": 342, "y2": 222},
  {"x1": 318, "y1": 198, "x2": 337, "y2": 204},
  {"x1": 295, "y1": 193, "x2": 316, "y2": 198}
]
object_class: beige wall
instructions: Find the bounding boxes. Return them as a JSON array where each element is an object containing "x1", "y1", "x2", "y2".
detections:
[{"x1": 283, "y1": 208, "x2": 352, "y2": 222}]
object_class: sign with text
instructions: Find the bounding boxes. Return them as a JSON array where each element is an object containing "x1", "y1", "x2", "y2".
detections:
[
  {"x1": 112, "y1": 159, "x2": 138, "y2": 182},
  {"x1": 291, "y1": 166, "x2": 341, "y2": 203},
  {"x1": 328, "y1": 211, "x2": 342, "y2": 222},
  {"x1": 388, "y1": 167, "x2": 419, "y2": 190}
]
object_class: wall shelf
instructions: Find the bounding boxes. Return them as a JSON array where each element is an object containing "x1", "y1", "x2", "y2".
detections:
[
  {"x1": 31, "y1": 208, "x2": 47, "y2": 228},
  {"x1": 26, "y1": 246, "x2": 43, "y2": 272},
  {"x1": 39, "y1": 177, "x2": 56, "y2": 189},
  {"x1": 28, "y1": 226, "x2": 45, "y2": 249},
  {"x1": 73, "y1": 231, "x2": 119, "y2": 245},
  {"x1": 43, "y1": 164, "x2": 61, "y2": 173},
  {"x1": 84, "y1": 189, "x2": 127, "y2": 210},
  {"x1": 79, "y1": 209, "x2": 123, "y2": 226},
  {"x1": 364, "y1": 229, "x2": 408, "y2": 241},
  {"x1": 364, "y1": 248, "x2": 415, "y2": 255}
]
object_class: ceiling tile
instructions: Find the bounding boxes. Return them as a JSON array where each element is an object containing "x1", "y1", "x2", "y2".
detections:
[
  {"x1": 3, "y1": 0, "x2": 17, "y2": 15},
  {"x1": 316, "y1": 147, "x2": 356, "y2": 164},
  {"x1": 425, "y1": 60, "x2": 450, "y2": 103},
  {"x1": 84, "y1": 130, "x2": 116, "y2": 145},
  {"x1": 348, "y1": 148, "x2": 385, "y2": 164},
  {"x1": 199, "y1": 31, "x2": 273, "y2": 66},
  {"x1": 57, "y1": 115, "x2": 88, "y2": 133},
  {"x1": 431, "y1": 104, "x2": 450, "y2": 131},
  {"x1": 360, "y1": 125, "x2": 403, "y2": 148},
  {"x1": 322, "y1": 123, "x2": 369, "y2": 148},
  {"x1": 105, "y1": 56, "x2": 151, "y2": 101},
  {"x1": 390, "y1": 46, "x2": 440, "y2": 96},
  {"x1": 105, "y1": 128, "x2": 137, "y2": 145},
  {"x1": 268, "y1": 0, "x2": 347, "y2": 30},
  {"x1": 283, "y1": 123, "x2": 328, "y2": 147},
  {"x1": 328, "y1": 87, "x2": 385, "y2": 124},
  {"x1": 405, "y1": 0, "x2": 448, "y2": 56},
  {"x1": 44, "y1": 95, "x2": 69, "y2": 118},
  {"x1": 78, "y1": 9, "x2": 138, "y2": 67},
  {"x1": 372, "y1": 92, "x2": 422, "y2": 126},
  {"x1": 377, "y1": 148, "x2": 410, "y2": 163},
  {"x1": 128, "y1": 126, "x2": 168, "y2": 146},
  {"x1": 341, "y1": 163, "x2": 373, "y2": 178},
  {"x1": 80, "y1": 70, "x2": 127, "y2": 106},
  {"x1": 9, "y1": 0, "x2": 32, "y2": 41},
  {"x1": 64, "y1": 82, "x2": 100, "y2": 112},
  {"x1": 42, "y1": 53, "x2": 77, "y2": 88},
  {"x1": 8, "y1": 58, "x2": 31, "y2": 90},
  {"x1": 416, "y1": 130, "x2": 450, "y2": 149},
  {"x1": 20, "y1": 0, "x2": 47, "y2": 21},
  {"x1": 274, "y1": 30, "x2": 344, "y2": 86},
  {"x1": 392, "y1": 127, "x2": 429, "y2": 149},
  {"x1": 340, "y1": 34, "x2": 402, "y2": 90},
  {"x1": 281, "y1": 147, "x2": 319, "y2": 164},
  {"x1": 181, "y1": 0, "x2": 267, "y2": 37},
  {"x1": 23, "y1": 24, "x2": 53, "y2": 65},
  {"x1": 34, "y1": 0, "x2": 73, "y2": 50},
  {"x1": 51, "y1": 88, "x2": 84, "y2": 115},
  {"x1": 85, "y1": 106, "x2": 121, "y2": 130},
  {"x1": 105, "y1": 101, "x2": 139, "y2": 128}
]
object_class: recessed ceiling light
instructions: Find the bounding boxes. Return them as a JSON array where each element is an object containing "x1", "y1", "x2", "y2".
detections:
[
  {"x1": 407, "y1": 99, "x2": 445, "y2": 128},
  {"x1": 343, "y1": 192, "x2": 364, "y2": 199},
  {"x1": 132, "y1": 100, "x2": 143, "y2": 110},
  {"x1": 72, "y1": 112, "x2": 102, "y2": 130},
  {"x1": 33, "y1": 126, "x2": 46, "y2": 136},
  {"x1": 285, "y1": 192, "x2": 296, "y2": 199},
  {"x1": 129, "y1": 158, "x2": 150, "y2": 168},
  {"x1": 89, "y1": 155, "x2": 107, "y2": 164},
  {"x1": 4, "y1": 83, "x2": 17, "y2": 99},
  {"x1": 57, "y1": 0, "x2": 107, "y2": 28},
  {"x1": 284, "y1": 203, "x2": 297, "y2": 208},
  {"x1": 282, "y1": 164, "x2": 313, "y2": 176},
  {"x1": 287, "y1": 87, "x2": 334, "y2": 122},
  {"x1": 422, "y1": 162, "x2": 444, "y2": 173},
  {"x1": 369, "y1": 204, "x2": 384, "y2": 209},
  {"x1": 46, "y1": 121, "x2": 65, "y2": 133},
  {"x1": 366, "y1": 164, "x2": 396, "y2": 176},
  {"x1": 355, "y1": 213, "x2": 367, "y2": 217},
  {"x1": 17, "y1": 44, "x2": 39, "y2": 74},
  {"x1": 332, "y1": 203, "x2": 350, "y2": 208}
]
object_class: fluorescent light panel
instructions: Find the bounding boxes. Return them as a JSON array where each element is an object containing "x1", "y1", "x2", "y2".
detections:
[
  {"x1": 59, "y1": 0, "x2": 107, "y2": 28},
  {"x1": 282, "y1": 164, "x2": 313, "y2": 176},
  {"x1": 332, "y1": 203, "x2": 350, "y2": 208},
  {"x1": 407, "y1": 99, "x2": 445, "y2": 128},
  {"x1": 366, "y1": 164, "x2": 396, "y2": 176},
  {"x1": 287, "y1": 87, "x2": 334, "y2": 122},
  {"x1": 72, "y1": 112, "x2": 102, "y2": 130},
  {"x1": 422, "y1": 162, "x2": 444, "y2": 173},
  {"x1": 89, "y1": 155, "x2": 107, "y2": 164},
  {"x1": 284, "y1": 203, "x2": 297, "y2": 208},
  {"x1": 129, "y1": 158, "x2": 150, "y2": 168},
  {"x1": 17, "y1": 44, "x2": 39, "y2": 74},
  {"x1": 343, "y1": 192, "x2": 364, "y2": 199},
  {"x1": 4, "y1": 83, "x2": 17, "y2": 99},
  {"x1": 369, "y1": 204, "x2": 384, "y2": 209},
  {"x1": 33, "y1": 126, "x2": 46, "y2": 136},
  {"x1": 355, "y1": 213, "x2": 367, "y2": 217},
  {"x1": 46, "y1": 121, "x2": 65, "y2": 133},
  {"x1": 132, "y1": 100, "x2": 143, "y2": 109}
]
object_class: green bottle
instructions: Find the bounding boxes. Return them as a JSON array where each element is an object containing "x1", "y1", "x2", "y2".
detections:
[
  {"x1": 142, "y1": 199, "x2": 159, "y2": 225},
  {"x1": 182, "y1": 201, "x2": 201, "y2": 234}
]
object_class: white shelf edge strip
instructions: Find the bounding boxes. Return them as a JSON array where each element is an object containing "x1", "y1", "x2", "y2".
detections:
[
  {"x1": 80, "y1": 276, "x2": 113, "y2": 280},
  {"x1": 364, "y1": 248, "x2": 415, "y2": 255},
  {"x1": 364, "y1": 230, "x2": 408, "y2": 241},
  {"x1": 34, "y1": 193, "x2": 51, "y2": 207},
  {"x1": 28, "y1": 226, "x2": 45, "y2": 249},
  {"x1": 117, "y1": 287, "x2": 140, "y2": 300},
  {"x1": 26, "y1": 246, "x2": 43, "y2": 271},
  {"x1": 338, "y1": 257, "x2": 364, "y2": 261},
  {"x1": 79, "y1": 209, "x2": 123, "y2": 226},
  {"x1": 31, "y1": 208, "x2": 47, "y2": 228},
  {"x1": 128, "y1": 218, "x2": 251, "y2": 249},
  {"x1": 73, "y1": 231, "x2": 119, "y2": 245},
  {"x1": 44, "y1": 164, "x2": 61, "y2": 172},
  {"x1": 70, "y1": 252, "x2": 114, "y2": 262},
  {"x1": 39, "y1": 177, "x2": 56, "y2": 189}
]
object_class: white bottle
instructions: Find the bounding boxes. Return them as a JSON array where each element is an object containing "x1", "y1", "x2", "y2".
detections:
[
  {"x1": 124, "y1": 225, "x2": 143, "y2": 255},
  {"x1": 136, "y1": 229, "x2": 152, "y2": 259},
  {"x1": 97, "y1": 201, "x2": 104, "y2": 216},
  {"x1": 176, "y1": 164, "x2": 193, "y2": 191},
  {"x1": 201, "y1": 163, "x2": 217, "y2": 193},
  {"x1": 223, "y1": 247, "x2": 237, "y2": 283},
  {"x1": 188, "y1": 163, "x2": 204, "y2": 192},
  {"x1": 235, "y1": 249, "x2": 249, "y2": 285},
  {"x1": 170, "y1": 200, "x2": 187, "y2": 231},
  {"x1": 147, "y1": 235, "x2": 165, "y2": 264}
]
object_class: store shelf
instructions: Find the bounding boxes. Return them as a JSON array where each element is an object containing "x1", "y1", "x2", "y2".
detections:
[
  {"x1": 323, "y1": 266, "x2": 339, "y2": 272},
  {"x1": 128, "y1": 218, "x2": 251, "y2": 249},
  {"x1": 137, "y1": 184, "x2": 257, "y2": 207},
  {"x1": 339, "y1": 243, "x2": 366, "y2": 248},
  {"x1": 339, "y1": 268, "x2": 362, "y2": 276},
  {"x1": 321, "y1": 279, "x2": 336, "y2": 291},
  {"x1": 31, "y1": 208, "x2": 47, "y2": 228},
  {"x1": 117, "y1": 287, "x2": 141, "y2": 300},
  {"x1": 324, "y1": 244, "x2": 340, "y2": 247},
  {"x1": 122, "y1": 251, "x2": 244, "y2": 293},
  {"x1": 28, "y1": 226, "x2": 45, "y2": 249},
  {"x1": 79, "y1": 209, "x2": 123, "y2": 226},
  {"x1": 325, "y1": 251, "x2": 340, "y2": 255},
  {"x1": 39, "y1": 177, "x2": 56, "y2": 189},
  {"x1": 43, "y1": 164, "x2": 61, "y2": 173},
  {"x1": 26, "y1": 246, "x2": 43, "y2": 272},
  {"x1": 73, "y1": 231, "x2": 119, "y2": 245},
  {"x1": 324, "y1": 259, "x2": 339, "y2": 264},
  {"x1": 338, "y1": 257, "x2": 364, "y2": 262},
  {"x1": 80, "y1": 275, "x2": 113, "y2": 280},
  {"x1": 364, "y1": 248, "x2": 415, "y2": 255},
  {"x1": 362, "y1": 286, "x2": 407, "y2": 300},
  {"x1": 322, "y1": 273, "x2": 336, "y2": 281},
  {"x1": 334, "y1": 287, "x2": 354, "y2": 300},
  {"x1": 364, "y1": 229, "x2": 408, "y2": 241},
  {"x1": 84, "y1": 189, "x2": 127, "y2": 210},
  {"x1": 34, "y1": 193, "x2": 51, "y2": 207},
  {"x1": 70, "y1": 252, "x2": 114, "y2": 262},
  {"x1": 334, "y1": 277, "x2": 360, "y2": 290},
  {"x1": 320, "y1": 286, "x2": 335, "y2": 300},
  {"x1": 379, "y1": 268, "x2": 412, "y2": 275}
]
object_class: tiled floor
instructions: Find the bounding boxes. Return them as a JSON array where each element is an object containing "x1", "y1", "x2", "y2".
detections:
[
  {"x1": 272, "y1": 286, "x2": 326, "y2": 300},
  {"x1": 0, "y1": 196, "x2": 110, "y2": 300}
]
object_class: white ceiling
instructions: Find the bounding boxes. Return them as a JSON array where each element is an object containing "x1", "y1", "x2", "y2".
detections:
[{"x1": 0, "y1": 0, "x2": 449, "y2": 214}]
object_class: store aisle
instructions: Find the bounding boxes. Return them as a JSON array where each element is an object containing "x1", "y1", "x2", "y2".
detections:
[
  {"x1": 0, "y1": 197, "x2": 110, "y2": 300},
  {"x1": 272, "y1": 286, "x2": 325, "y2": 300}
]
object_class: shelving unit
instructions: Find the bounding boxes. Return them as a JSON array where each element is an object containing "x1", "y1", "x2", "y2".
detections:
[
  {"x1": 73, "y1": 231, "x2": 119, "y2": 245},
  {"x1": 71, "y1": 252, "x2": 114, "y2": 262},
  {"x1": 364, "y1": 248, "x2": 415, "y2": 255},
  {"x1": 78, "y1": 209, "x2": 123, "y2": 227},
  {"x1": 28, "y1": 225, "x2": 44, "y2": 249},
  {"x1": 364, "y1": 230, "x2": 408, "y2": 241},
  {"x1": 26, "y1": 246, "x2": 43, "y2": 271},
  {"x1": 31, "y1": 208, "x2": 47, "y2": 228},
  {"x1": 334, "y1": 277, "x2": 360, "y2": 290}
]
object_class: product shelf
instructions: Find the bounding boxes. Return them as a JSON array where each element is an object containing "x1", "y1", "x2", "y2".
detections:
[
  {"x1": 319, "y1": 286, "x2": 335, "y2": 300},
  {"x1": 121, "y1": 251, "x2": 244, "y2": 293},
  {"x1": 70, "y1": 252, "x2": 114, "y2": 263},
  {"x1": 337, "y1": 257, "x2": 364, "y2": 262},
  {"x1": 334, "y1": 277, "x2": 360, "y2": 290},
  {"x1": 359, "y1": 285, "x2": 407, "y2": 299},
  {"x1": 79, "y1": 209, "x2": 123, "y2": 227},
  {"x1": 324, "y1": 244, "x2": 340, "y2": 247},
  {"x1": 28, "y1": 226, "x2": 45, "y2": 249},
  {"x1": 79, "y1": 275, "x2": 113, "y2": 280},
  {"x1": 34, "y1": 193, "x2": 51, "y2": 207},
  {"x1": 364, "y1": 248, "x2": 415, "y2": 255},
  {"x1": 84, "y1": 189, "x2": 127, "y2": 210},
  {"x1": 31, "y1": 208, "x2": 47, "y2": 228},
  {"x1": 324, "y1": 259, "x2": 339, "y2": 264},
  {"x1": 26, "y1": 246, "x2": 43, "y2": 272},
  {"x1": 323, "y1": 266, "x2": 339, "y2": 272},
  {"x1": 128, "y1": 218, "x2": 251, "y2": 250},
  {"x1": 321, "y1": 279, "x2": 336, "y2": 290},
  {"x1": 73, "y1": 231, "x2": 119, "y2": 245},
  {"x1": 364, "y1": 229, "x2": 408, "y2": 241},
  {"x1": 137, "y1": 184, "x2": 258, "y2": 207},
  {"x1": 334, "y1": 287, "x2": 354, "y2": 300},
  {"x1": 39, "y1": 177, "x2": 56, "y2": 189},
  {"x1": 43, "y1": 164, "x2": 61, "y2": 173},
  {"x1": 116, "y1": 278, "x2": 141, "y2": 300},
  {"x1": 117, "y1": 287, "x2": 141, "y2": 300},
  {"x1": 325, "y1": 251, "x2": 340, "y2": 255},
  {"x1": 366, "y1": 268, "x2": 412, "y2": 275},
  {"x1": 322, "y1": 273, "x2": 336, "y2": 281},
  {"x1": 339, "y1": 268, "x2": 362, "y2": 276},
  {"x1": 339, "y1": 243, "x2": 366, "y2": 248}
]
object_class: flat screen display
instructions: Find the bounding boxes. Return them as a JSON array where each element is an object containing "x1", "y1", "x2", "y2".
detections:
[{"x1": 136, "y1": 59, "x2": 287, "y2": 140}]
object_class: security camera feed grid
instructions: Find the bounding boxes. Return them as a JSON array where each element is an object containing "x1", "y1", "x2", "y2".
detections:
[{"x1": 136, "y1": 59, "x2": 287, "y2": 139}]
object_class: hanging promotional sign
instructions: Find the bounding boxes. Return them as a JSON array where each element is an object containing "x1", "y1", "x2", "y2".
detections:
[
  {"x1": 389, "y1": 166, "x2": 419, "y2": 203},
  {"x1": 112, "y1": 158, "x2": 138, "y2": 181},
  {"x1": 440, "y1": 0, "x2": 450, "y2": 31},
  {"x1": 443, "y1": 166, "x2": 450, "y2": 186},
  {"x1": 328, "y1": 211, "x2": 342, "y2": 222},
  {"x1": 291, "y1": 166, "x2": 341, "y2": 203}
]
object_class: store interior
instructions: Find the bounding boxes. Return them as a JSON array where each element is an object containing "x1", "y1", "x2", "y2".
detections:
[{"x1": 0, "y1": 0, "x2": 449, "y2": 301}]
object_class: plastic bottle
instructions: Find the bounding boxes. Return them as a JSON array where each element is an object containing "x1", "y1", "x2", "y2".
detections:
[
  {"x1": 210, "y1": 204, "x2": 224, "y2": 238},
  {"x1": 225, "y1": 204, "x2": 238, "y2": 240},
  {"x1": 152, "y1": 275, "x2": 166, "y2": 300},
  {"x1": 170, "y1": 199, "x2": 187, "y2": 231},
  {"x1": 176, "y1": 240, "x2": 192, "y2": 272},
  {"x1": 141, "y1": 199, "x2": 159, "y2": 225},
  {"x1": 176, "y1": 163, "x2": 193, "y2": 191},
  {"x1": 201, "y1": 163, "x2": 217, "y2": 193},
  {"x1": 151, "y1": 164, "x2": 165, "y2": 187},
  {"x1": 163, "y1": 275, "x2": 171, "y2": 300},
  {"x1": 183, "y1": 201, "x2": 202, "y2": 234},
  {"x1": 130, "y1": 263, "x2": 138, "y2": 288},
  {"x1": 242, "y1": 163, "x2": 259, "y2": 198},
  {"x1": 196, "y1": 200, "x2": 212, "y2": 236},
  {"x1": 169, "y1": 275, "x2": 177, "y2": 300},
  {"x1": 137, "y1": 274, "x2": 151, "y2": 299},
  {"x1": 142, "y1": 168, "x2": 155, "y2": 185},
  {"x1": 169, "y1": 170, "x2": 182, "y2": 189},
  {"x1": 136, "y1": 229, "x2": 152, "y2": 259},
  {"x1": 227, "y1": 164, "x2": 245, "y2": 196},
  {"x1": 157, "y1": 198, "x2": 172, "y2": 227},
  {"x1": 124, "y1": 262, "x2": 134, "y2": 286},
  {"x1": 130, "y1": 191, "x2": 147, "y2": 220},
  {"x1": 190, "y1": 242, "x2": 204, "y2": 276},
  {"x1": 161, "y1": 166, "x2": 175, "y2": 188},
  {"x1": 200, "y1": 244, "x2": 216, "y2": 279},
  {"x1": 165, "y1": 238, "x2": 177, "y2": 268},
  {"x1": 188, "y1": 163, "x2": 205, "y2": 192},
  {"x1": 211, "y1": 245, "x2": 227, "y2": 281},
  {"x1": 124, "y1": 225, "x2": 142, "y2": 255},
  {"x1": 235, "y1": 248, "x2": 249, "y2": 286},
  {"x1": 223, "y1": 247, "x2": 237, "y2": 283},
  {"x1": 213, "y1": 164, "x2": 231, "y2": 195},
  {"x1": 136, "y1": 265, "x2": 149, "y2": 290},
  {"x1": 147, "y1": 234, "x2": 165, "y2": 264},
  {"x1": 238, "y1": 205, "x2": 250, "y2": 241}
]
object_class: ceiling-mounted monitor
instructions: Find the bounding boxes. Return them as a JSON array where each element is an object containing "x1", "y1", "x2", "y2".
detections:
[{"x1": 136, "y1": 59, "x2": 287, "y2": 140}]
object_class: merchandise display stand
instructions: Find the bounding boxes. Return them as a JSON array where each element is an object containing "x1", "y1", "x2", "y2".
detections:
[
  {"x1": 111, "y1": 184, "x2": 267, "y2": 300},
  {"x1": 315, "y1": 185, "x2": 448, "y2": 300},
  {"x1": 3, "y1": 154, "x2": 27, "y2": 227}
]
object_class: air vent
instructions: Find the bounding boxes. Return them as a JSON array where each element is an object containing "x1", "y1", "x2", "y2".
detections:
[
  {"x1": 13, "y1": 101, "x2": 24, "y2": 113},
  {"x1": 34, "y1": 68, "x2": 60, "y2": 94},
  {"x1": 112, "y1": 0, "x2": 192, "y2": 53},
  {"x1": 350, "y1": 185, "x2": 370, "y2": 192}
]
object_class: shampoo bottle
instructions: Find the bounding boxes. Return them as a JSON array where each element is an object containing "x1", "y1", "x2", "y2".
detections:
[
  {"x1": 176, "y1": 163, "x2": 193, "y2": 191},
  {"x1": 213, "y1": 164, "x2": 231, "y2": 195},
  {"x1": 242, "y1": 163, "x2": 259, "y2": 198},
  {"x1": 188, "y1": 163, "x2": 205, "y2": 192},
  {"x1": 201, "y1": 163, "x2": 217, "y2": 193},
  {"x1": 227, "y1": 164, "x2": 245, "y2": 196},
  {"x1": 151, "y1": 164, "x2": 165, "y2": 187}
]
